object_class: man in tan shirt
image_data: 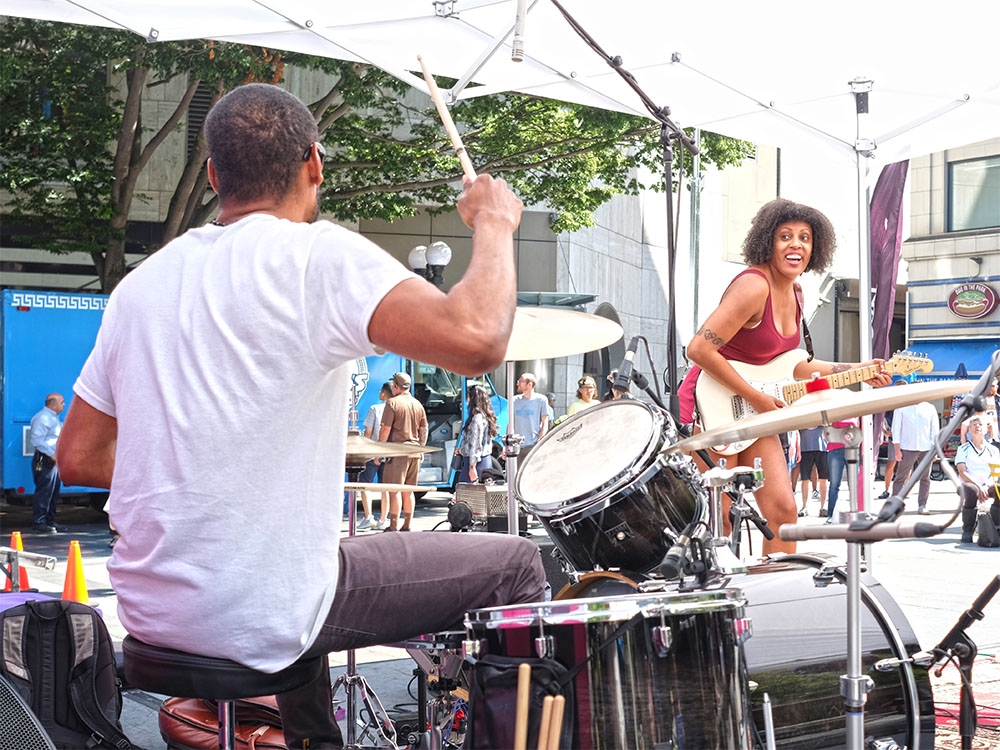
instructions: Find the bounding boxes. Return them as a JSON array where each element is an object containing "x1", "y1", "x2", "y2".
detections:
[{"x1": 379, "y1": 371, "x2": 428, "y2": 531}]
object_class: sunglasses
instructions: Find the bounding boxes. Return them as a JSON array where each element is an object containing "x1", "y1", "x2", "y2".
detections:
[{"x1": 303, "y1": 142, "x2": 326, "y2": 165}]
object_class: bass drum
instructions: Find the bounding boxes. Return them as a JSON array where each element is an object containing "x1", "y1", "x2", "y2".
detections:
[
  {"x1": 563, "y1": 555, "x2": 935, "y2": 749},
  {"x1": 732, "y1": 554, "x2": 935, "y2": 749}
]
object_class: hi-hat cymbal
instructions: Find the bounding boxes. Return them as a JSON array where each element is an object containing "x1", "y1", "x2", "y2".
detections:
[
  {"x1": 505, "y1": 307, "x2": 624, "y2": 361},
  {"x1": 345, "y1": 434, "x2": 441, "y2": 461},
  {"x1": 665, "y1": 379, "x2": 976, "y2": 454}
]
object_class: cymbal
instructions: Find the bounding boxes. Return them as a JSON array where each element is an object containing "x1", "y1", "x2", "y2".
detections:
[
  {"x1": 345, "y1": 434, "x2": 441, "y2": 461},
  {"x1": 665, "y1": 379, "x2": 976, "y2": 454},
  {"x1": 345, "y1": 482, "x2": 427, "y2": 492},
  {"x1": 505, "y1": 307, "x2": 624, "y2": 361}
]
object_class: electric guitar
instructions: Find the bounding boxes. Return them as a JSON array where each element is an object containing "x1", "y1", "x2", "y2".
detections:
[{"x1": 694, "y1": 350, "x2": 933, "y2": 455}]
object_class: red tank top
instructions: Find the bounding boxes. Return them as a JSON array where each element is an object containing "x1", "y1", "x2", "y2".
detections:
[{"x1": 678, "y1": 268, "x2": 802, "y2": 423}]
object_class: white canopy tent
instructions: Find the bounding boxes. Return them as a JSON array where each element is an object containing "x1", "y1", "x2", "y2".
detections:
[{"x1": 6, "y1": 0, "x2": 1000, "y2": 493}]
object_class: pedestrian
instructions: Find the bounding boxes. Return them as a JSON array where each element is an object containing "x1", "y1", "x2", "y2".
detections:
[
  {"x1": 544, "y1": 392, "x2": 556, "y2": 428},
  {"x1": 29, "y1": 393, "x2": 66, "y2": 534},
  {"x1": 455, "y1": 384, "x2": 498, "y2": 483},
  {"x1": 825, "y1": 419, "x2": 858, "y2": 523},
  {"x1": 379, "y1": 372, "x2": 428, "y2": 532},
  {"x1": 787, "y1": 430, "x2": 801, "y2": 488},
  {"x1": 797, "y1": 426, "x2": 828, "y2": 517},
  {"x1": 567, "y1": 375, "x2": 600, "y2": 416},
  {"x1": 511, "y1": 372, "x2": 549, "y2": 458},
  {"x1": 356, "y1": 381, "x2": 393, "y2": 531},
  {"x1": 891, "y1": 400, "x2": 939, "y2": 514},
  {"x1": 55, "y1": 83, "x2": 543, "y2": 750},
  {"x1": 878, "y1": 411, "x2": 899, "y2": 499},
  {"x1": 954, "y1": 415, "x2": 1000, "y2": 543}
]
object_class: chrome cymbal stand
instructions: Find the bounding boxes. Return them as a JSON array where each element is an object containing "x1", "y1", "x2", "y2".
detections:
[
  {"x1": 504, "y1": 360, "x2": 525, "y2": 536},
  {"x1": 825, "y1": 422, "x2": 872, "y2": 750},
  {"x1": 701, "y1": 459, "x2": 763, "y2": 574},
  {"x1": 335, "y1": 384, "x2": 397, "y2": 749}
]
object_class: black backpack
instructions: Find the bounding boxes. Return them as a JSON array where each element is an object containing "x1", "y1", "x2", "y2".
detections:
[
  {"x1": 0, "y1": 599, "x2": 132, "y2": 749},
  {"x1": 977, "y1": 512, "x2": 1000, "y2": 548}
]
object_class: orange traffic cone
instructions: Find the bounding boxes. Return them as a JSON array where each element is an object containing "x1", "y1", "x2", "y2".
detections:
[
  {"x1": 3, "y1": 531, "x2": 31, "y2": 592},
  {"x1": 62, "y1": 540, "x2": 90, "y2": 605}
]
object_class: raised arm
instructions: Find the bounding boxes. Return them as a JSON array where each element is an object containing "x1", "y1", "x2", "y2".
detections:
[{"x1": 368, "y1": 174, "x2": 522, "y2": 376}]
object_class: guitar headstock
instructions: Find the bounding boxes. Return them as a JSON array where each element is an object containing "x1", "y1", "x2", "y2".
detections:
[{"x1": 886, "y1": 350, "x2": 933, "y2": 375}]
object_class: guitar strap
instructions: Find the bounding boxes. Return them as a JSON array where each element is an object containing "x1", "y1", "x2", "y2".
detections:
[{"x1": 794, "y1": 283, "x2": 814, "y2": 362}]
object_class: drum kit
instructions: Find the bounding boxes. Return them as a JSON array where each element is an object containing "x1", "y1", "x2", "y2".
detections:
[{"x1": 342, "y1": 311, "x2": 1000, "y2": 750}]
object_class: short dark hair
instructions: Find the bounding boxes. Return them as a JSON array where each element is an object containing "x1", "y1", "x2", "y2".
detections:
[
  {"x1": 205, "y1": 83, "x2": 319, "y2": 205},
  {"x1": 742, "y1": 198, "x2": 837, "y2": 273}
]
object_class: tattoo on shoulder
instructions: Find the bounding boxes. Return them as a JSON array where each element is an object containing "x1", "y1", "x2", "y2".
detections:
[
  {"x1": 697, "y1": 326, "x2": 726, "y2": 347},
  {"x1": 831, "y1": 363, "x2": 850, "y2": 373}
]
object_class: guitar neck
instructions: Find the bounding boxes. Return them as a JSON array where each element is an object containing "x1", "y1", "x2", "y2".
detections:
[{"x1": 783, "y1": 364, "x2": 881, "y2": 404}]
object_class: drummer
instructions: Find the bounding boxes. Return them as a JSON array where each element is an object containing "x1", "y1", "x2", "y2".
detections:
[
  {"x1": 678, "y1": 198, "x2": 891, "y2": 554},
  {"x1": 55, "y1": 83, "x2": 545, "y2": 750}
]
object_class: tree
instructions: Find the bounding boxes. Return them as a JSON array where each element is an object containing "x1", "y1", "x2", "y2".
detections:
[{"x1": 0, "y1": 19, "x2": 754, "y2": 292}]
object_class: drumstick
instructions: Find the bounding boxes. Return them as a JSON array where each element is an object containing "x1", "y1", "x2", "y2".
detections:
[
  {"x1": 546, "y1": 695, "x2": 566, "y2": 750},
  {"x1": 536, "y1": 695, "x2": 554, "y2": 750},
  {"x1": 417, "y1": 54, "x2": 478, "y2": 182},
  {"x1": 514, "y1": 663, "x2": 531, "y2": 750}
]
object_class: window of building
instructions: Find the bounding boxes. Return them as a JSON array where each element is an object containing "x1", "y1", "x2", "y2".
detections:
[
  {"x1": 185, "y1": 82, "x2": 216, "y2": 160},
  {"x1": 948, "y1": 155, "x2": 1000, "y2": 231}
]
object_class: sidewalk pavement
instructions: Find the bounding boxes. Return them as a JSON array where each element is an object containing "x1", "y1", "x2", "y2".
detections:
[{"x1": 2, "y1": 480, "x2": 997, "y2": 749}]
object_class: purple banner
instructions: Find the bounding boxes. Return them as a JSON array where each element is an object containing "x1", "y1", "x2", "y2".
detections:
[{"x1": 869, "y1": 160, "x2": 909, "y2": 465}]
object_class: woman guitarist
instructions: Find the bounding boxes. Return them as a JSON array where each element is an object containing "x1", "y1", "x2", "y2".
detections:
[{"x1": 678, "y1": 198, "x2": 891, "y2": 554}]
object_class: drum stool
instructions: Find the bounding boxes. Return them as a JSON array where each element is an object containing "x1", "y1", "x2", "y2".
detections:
[{"x1": 122, "y1": 635, "x2": 324, "y2": 750}]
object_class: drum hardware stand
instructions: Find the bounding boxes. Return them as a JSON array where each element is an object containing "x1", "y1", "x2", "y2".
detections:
[
  {"x1": 503, "y1": 360, "x2": 527, "y2": 537},
  {"x1": 702, "y1": 459, "x2": 765, "y2": 575},
  {"x1": 406, "y1": 640, "x2": 467, "y2": 750},
  {"x1": 337, "y1": 384, "x2": 398, "y2": 750},
  {"x1": 926, "y1": 575, "x2": 1000, "y2": 750}
]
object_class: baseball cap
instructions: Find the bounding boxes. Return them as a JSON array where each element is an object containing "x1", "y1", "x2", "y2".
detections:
[{"x1": 392, "y1": 372, "x2": 411, "y2": 389}]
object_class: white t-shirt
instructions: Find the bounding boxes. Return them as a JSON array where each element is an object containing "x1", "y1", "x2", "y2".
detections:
[
  {"x1": 955, "y1": 440, "x2": 1000, "y2": 487},
  {"x1": 74, "y1": 215, "x2": 415, "y2": 672}
]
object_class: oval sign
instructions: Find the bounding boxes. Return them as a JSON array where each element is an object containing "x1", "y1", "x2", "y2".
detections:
[{"x1": 949, "y1": 282, "x2": 999, "y2": 319}]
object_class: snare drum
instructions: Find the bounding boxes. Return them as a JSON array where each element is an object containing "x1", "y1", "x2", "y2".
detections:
[
  {"x1": 516, "y1": 400, "x2": 707, "y2": 574},
  {"x1": 464, "y1": 589, "x2": 754, "y2": 750}
]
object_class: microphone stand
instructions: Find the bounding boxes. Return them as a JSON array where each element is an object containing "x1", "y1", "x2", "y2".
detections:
[
  {"x1": 929, "y1": 575, "x2": 1000, "y2": 750},
  {"x1": 549, "y1": 0, "x2": 698, "y2": 424}
]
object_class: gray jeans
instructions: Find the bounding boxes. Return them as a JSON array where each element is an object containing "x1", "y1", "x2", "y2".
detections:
[
  {"x1": 892, "y1": 448, "x2": 932, "y2": 508},
  {"x1": 276, "y1": 532, "x2": 546, "y2": 748}
]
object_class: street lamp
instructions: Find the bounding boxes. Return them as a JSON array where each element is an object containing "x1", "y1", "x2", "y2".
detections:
[
  {"x1": 426, "y1": 241, "x2": 452, "y2": 288},
  {"x1": 408, "y1": 245, "x2": 428, "y2": 278},
  {"x1": 408, "y1": 241, "x2": 452, "y2": 288}
]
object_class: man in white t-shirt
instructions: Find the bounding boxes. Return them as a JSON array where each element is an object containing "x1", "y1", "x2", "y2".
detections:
[
  {"x1": 55, "y1": 83, "x2": 544, "y2": 750},
  {"x1": 954, "y1": 416, "x2": 1000, "y2": 543},
  {"x1": 512, "y1": 372, "x2": 549, "y2": 457}
]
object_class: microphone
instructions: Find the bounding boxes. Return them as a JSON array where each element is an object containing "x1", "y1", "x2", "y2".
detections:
[
  {"x1": 511, "y1": 0, "x2": 528, "y2": 62},
  {"x1": 779, "y1": 519, "x2": 941, "y2": 543},
  {"x1": 614, "y1": 336, "x2": 641, "y2": 392},
  {"x1": 658, "y1": 520, "x2": 704, "y2": 579}
]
